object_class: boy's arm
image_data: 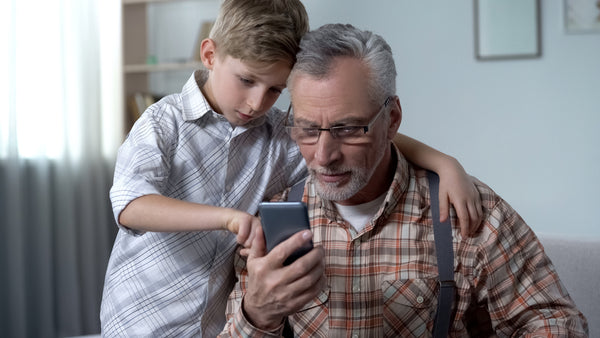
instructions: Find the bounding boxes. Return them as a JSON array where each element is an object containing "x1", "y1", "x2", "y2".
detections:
[
  {"x1": 393, "y1": 133, "x2": 482, "y2": 237},
  {"x1": 119, "y1": 194, "x2": 261, "y2": 247}
]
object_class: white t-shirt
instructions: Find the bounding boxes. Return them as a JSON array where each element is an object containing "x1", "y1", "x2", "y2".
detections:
[{"x1": 334, "y1": 192, "x2": 387, "y2": 232}]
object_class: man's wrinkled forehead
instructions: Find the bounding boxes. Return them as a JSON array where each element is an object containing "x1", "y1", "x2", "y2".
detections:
[{"x1": 290, "y1": 62, "x2": 372, "y2": 120}]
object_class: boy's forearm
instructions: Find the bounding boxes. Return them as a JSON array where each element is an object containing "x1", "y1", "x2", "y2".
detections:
[
  {"x1": 119, "y1": 194, "x2": 232, "y2": 232},
  {"x1": 392, "y1": 133, "x2": 458, "y2": 174}
]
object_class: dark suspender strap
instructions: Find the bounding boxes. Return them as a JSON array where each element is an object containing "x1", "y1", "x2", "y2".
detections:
[
  {"x1": 427, "y1": 170, "x2": 455, "y2": 338},
  {"x1": 287, "y1": 177, "x2": 307, "y2": 202},
  {"x1": 282, "y1": 317, "x2": 294, "y2": 338}
]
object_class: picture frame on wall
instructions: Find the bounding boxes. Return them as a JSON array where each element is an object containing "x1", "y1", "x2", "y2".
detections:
[
  {"x1": 564, "y1": 0, "x2": 600, "y2": 33},
  {"x1": 474, "y1": 0, "x2": 541, "y2": 60}
]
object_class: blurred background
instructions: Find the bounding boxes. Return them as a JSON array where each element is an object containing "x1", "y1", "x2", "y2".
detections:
[{"x1": 2, "y1": 0, "x2": 599, "y2": 337}]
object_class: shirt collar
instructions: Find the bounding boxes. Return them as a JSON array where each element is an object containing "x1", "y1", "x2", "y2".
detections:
[{"x1": 179, "y1": 69, "x2": 213, "y2": 122}]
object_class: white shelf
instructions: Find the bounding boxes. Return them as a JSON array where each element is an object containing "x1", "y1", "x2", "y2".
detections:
[
  {"x1": 121, "y1": 0, "x2": 216, "y2": 132},
  {"x1": 123, "y1": 0, "x2": 177, "y2": 5},
  {"x1": 124, "y1": 61, "x2": 203, "y2": 73},
  {"x1": 124, "y1": 0, "x2": 211, "y2": 4}
]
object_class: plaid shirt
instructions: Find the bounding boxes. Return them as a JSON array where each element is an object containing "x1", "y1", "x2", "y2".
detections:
[{"x1": 221, "y1": 146, "x2": 588, "y2": 337}]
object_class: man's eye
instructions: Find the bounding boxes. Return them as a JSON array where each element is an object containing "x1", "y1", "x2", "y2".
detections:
[
  {"x1": 301, "y1": 128, "x2": 319, "y2": 137},
  {"x1": 334, "y1": 126, "x2": 361, "y2": 136}
]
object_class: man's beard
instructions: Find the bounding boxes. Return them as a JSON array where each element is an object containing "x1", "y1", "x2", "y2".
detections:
[
  {"x1": 309, "y1": 165, "x2": 369, "y2": 201},
  {"x1": 310, "y1": 141, "x2": 387, "y2": 202}
]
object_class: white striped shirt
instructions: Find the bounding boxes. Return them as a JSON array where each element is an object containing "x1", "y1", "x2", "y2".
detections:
[{"x1": 101, "y1": 70, "x2": 306, "y2": 337}]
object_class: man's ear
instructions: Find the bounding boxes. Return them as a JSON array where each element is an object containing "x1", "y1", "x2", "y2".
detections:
[
  {"x1": 387, "y1": 96, "x2": 402, "y2": 139},
  {"x1": 199, "y1": 38, "x2": 217, "y2": 70}
]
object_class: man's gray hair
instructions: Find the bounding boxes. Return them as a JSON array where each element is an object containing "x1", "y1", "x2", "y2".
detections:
[{"x1": 288, "y1": 23, "x2": 397, "y2": 105}]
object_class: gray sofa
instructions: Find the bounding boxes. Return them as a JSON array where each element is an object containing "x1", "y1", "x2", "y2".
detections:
[{"x1": 539, "y1": 234, "x2": 599, "y2": 337}]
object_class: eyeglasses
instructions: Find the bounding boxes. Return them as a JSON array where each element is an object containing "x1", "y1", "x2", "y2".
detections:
[{"x1": 285, "y1": 96, "x2": 392, "y2": 145}]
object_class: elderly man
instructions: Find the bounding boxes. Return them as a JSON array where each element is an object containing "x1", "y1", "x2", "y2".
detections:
[{"x1": 220, "y1": 23, "x2": 588, "y2": 337}]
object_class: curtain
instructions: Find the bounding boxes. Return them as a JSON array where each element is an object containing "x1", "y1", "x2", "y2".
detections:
[{"x1": 1, "y1": 0, "x2": 122, "y2": 337}]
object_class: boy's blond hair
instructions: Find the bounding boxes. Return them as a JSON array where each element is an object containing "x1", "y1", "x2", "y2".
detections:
[{"x1": 209, "y1": 0, "x2": 309, "y2": 66}]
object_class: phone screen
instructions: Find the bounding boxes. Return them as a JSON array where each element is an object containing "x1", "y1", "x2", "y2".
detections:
[{"x1": 258, "y1": 202, "x2": 313, "y2": 265}]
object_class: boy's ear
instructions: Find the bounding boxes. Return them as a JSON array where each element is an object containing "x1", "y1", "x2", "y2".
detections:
[{"x1": 200, "y1": 38, "x2": 217, "y2": 70}]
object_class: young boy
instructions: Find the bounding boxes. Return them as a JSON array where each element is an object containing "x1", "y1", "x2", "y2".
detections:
[{"x1": 100, "y1": 0, "x2": 481, "y2": 336}]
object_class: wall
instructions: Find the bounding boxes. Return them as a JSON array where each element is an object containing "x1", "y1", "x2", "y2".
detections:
[{"x1": 149, "y1": 0, "x2": 600, "y2": 238}]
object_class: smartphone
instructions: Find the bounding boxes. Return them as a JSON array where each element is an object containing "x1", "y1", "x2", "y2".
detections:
[{"x1": 258, "y1": 201, "x2": 313, "y2": 265}]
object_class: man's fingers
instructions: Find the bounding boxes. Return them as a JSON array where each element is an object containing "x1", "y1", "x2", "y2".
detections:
[
  {"x1": 268, "y1": 230, "x2": 313, "y2": 267},
  {"x1": 286, "y1": 245, "x2": 324, "y2": 279},
  {"x1": 239, "y1": 248, "x2": 250, "y2": 257},
  {"x1": 282, "y1": 272, "x2": 327, "y2": 314},
  {"x1": 278, "y1": 246, "x2": 326, "y2": 313},
  {"x1": 244, "y1": 240, "x2": 324, "y2": 322}
]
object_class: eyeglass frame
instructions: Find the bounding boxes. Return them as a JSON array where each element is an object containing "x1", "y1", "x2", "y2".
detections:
[{"x1": 284, "y1": 96, "x2": 393, "y2": 145}]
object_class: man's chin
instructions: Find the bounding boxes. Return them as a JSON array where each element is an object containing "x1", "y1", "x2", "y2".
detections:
[{"x1": 315, "y1": 180, "x2": 357, "y2": 202}]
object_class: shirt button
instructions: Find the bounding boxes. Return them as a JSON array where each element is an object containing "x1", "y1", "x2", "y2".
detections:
[
  {"x1": 352, "y1": 333, "x2": 359, "y2": 338},
  {"x1": 352, "y1": 284, "x2": 360, "y2": 292},
  {"x1": 416, "y1": 296, "x2": 424, "y2": 304}
]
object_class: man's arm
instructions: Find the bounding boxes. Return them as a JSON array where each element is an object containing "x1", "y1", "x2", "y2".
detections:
[
  {"x1": 393, "y1": 133, "x2": 482, "y2": 237},
  {"x1": 475, "y1": 197, "x2": 588, "y2": 336},
  {"x1": 220, "y1": 228, "x2": 325, "y2": 337}
]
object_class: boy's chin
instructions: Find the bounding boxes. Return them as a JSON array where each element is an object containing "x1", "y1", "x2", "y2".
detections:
[
  {"x1": 225, "y1": 111, "x2": 261, "y2": 126},
  {"x1": 228, "y1": 117, "x2": 252, "y2": 127}
]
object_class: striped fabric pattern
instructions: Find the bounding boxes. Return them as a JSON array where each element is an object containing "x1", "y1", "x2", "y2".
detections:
[
  {"x1": 101, "y1": 70, "x2": 307, "y2": 337},
  {"x1": 222, "y1": 147, "x2": 588, "y2": 337}
]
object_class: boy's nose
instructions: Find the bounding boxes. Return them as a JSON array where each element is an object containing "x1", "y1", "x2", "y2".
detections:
[{"x1": 247, "y1": 90, "x2": 267, "y2": 112}]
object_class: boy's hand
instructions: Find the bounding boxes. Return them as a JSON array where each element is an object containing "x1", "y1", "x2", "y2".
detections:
[
  {"x1": 224, "y1": 209, "x2": 262, "y2": 248},
  {"x1": 438, "y1": 164, "x2": 483, "y2": 238}
]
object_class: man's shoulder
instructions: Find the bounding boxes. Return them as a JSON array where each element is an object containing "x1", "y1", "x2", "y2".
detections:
[
  {"x1": 469, "y1": 176, "x2": 503, "y2": 211},
  {"x1": 408, "y1": 166, "x2": 517, "y2": 242}
]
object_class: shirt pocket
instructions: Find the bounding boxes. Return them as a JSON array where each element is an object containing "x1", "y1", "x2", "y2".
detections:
[{"x1": 381, "y1": 278, "x2": 438, "y2": 338}]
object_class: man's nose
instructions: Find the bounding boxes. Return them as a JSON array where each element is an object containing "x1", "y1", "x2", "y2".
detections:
[{"x1": 314, "y1": 131, "x2": 341, "y2": 166}]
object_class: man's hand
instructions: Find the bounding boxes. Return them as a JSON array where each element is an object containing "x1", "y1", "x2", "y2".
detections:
[{"x1": 242, "y1": 227, "x2": 325, "y2": 330}]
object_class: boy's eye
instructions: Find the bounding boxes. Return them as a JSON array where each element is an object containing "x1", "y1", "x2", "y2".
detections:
[
  {"x1": 270, "y1": 87, "x2": 283, "y2": 94},
  {"x1": 239, "y1": 77, "x2": 253, "y2": 85}
]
